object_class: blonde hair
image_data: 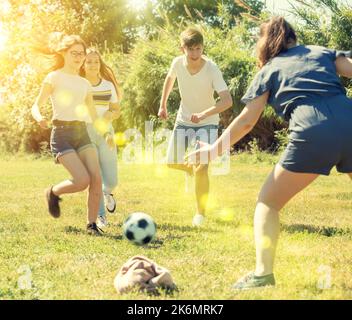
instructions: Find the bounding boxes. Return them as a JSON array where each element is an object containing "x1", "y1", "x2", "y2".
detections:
[
  {"x1": 80, "y1": 47, "x2": 122, "y2": 102},
  {"x1": 33, "y1": 32, "x2": 87, "y2": 72}
]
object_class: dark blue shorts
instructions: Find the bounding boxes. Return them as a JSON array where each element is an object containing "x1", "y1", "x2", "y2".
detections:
[
  {"x1": 50, "y1": 120, "x2": 93, "y2": 163},
  {"x1": 280, "y1": 95, "x2": 352, "y2": 175}
]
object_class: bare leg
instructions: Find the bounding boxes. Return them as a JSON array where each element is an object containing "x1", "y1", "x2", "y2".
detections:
[
  {"x1": 194, "y1": 164, "x2": 209, "y2": 215},
  {"x1": 53, "y1": 152, "x2": 90, "y2": 196},
  {"x1": 167, "y1": 163, "x2": 194, "y2": 175},
  {"x1": 348, "y1": 173, "x2": 352, "y2": 180},
  {"x1": 78, "y1": 147, "x2": 102, "y2": 224},
  {"x1": 255, "y1": 164, "x2": 319, "y2": 276}
]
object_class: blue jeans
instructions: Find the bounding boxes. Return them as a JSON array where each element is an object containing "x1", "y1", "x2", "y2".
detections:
[{"x1": 86, "y1": 124, "x2": 118, "y2": 217}]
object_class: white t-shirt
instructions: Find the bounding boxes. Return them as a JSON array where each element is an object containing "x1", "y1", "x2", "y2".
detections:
[
  {"x1": 167, "y1": 55, "x2": 228, "y2": 126},
  {"x1": 44, "y1": 70, "x2": 92, "y2": 122},
  {"x1": 91, "y1": 78, "x2": 118, "y2": 118}
]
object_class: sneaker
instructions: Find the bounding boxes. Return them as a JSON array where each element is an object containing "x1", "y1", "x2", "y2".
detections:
[
  {"x1": 232, "y1": 271, "x2": 275, "y2": 290},
  {"x1": 104, "y1": 193, "x2": 116, "y2": 213},
  {"x1": 45, "y1": 187, "x2": 62, "y2": 218},
  {"x1": 97, "y1": 215, "x2": 108, "y2": 229},
  {"x1": 86, "y1": 223, "x2": 104, "y2": 236},
  {"x1": 192, "y1": 213, "x2": 205, "y2": 227}
]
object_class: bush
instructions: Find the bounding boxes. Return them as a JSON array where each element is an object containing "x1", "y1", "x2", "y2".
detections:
[{"x1": 119, "y1": 21, "x2": 288, "y2": 151}]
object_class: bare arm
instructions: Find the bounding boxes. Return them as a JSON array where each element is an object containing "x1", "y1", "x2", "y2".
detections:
[
  {"x1": 335, "y1": 56, "x2": 352, "y2": 78},
  {"x1": 85, "y1": 91, "x2": 98, "y2": 123},
  {"x1": 158, "y1": 75, "x2": 176, "y2": 119},
  {"x1": 186, "y1": 92, "x2": 268, "y2": 163},
  {"x1": 104, "y1": 102, "x2": 121, "y2": 121},
  {"x1": 191, "y1": 90, "x2": 233, "y2": 123},
  {"x1": 215, "y1": 92, "x2": 267, "y2": 154},
  {"x1": 31, "y1": 82, "x2": 53, "y2": 128}
]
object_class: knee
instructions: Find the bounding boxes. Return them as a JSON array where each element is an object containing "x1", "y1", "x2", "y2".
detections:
[
  {"x1": 256, "y1": 196, "x2": 282, "y2": 212},
  {"x1": 75, "y1": 175, "x2": 90, "y2": 191},
  {"x1": 89, "y1": 171, "x2": 102, "y2": 188}
]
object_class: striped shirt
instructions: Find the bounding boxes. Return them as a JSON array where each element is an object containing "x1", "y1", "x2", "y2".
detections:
[{"x1": 91, "y1": 78, "x2": 118, "y2": 119}]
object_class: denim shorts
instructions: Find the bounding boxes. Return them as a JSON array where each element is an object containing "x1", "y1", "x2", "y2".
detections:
[
  {"x1": 50, "y1": 120, "x2": 94, "y2": 163},
  {"x1": 166, "y1": 123, "x2": 219, "y2": 164}
]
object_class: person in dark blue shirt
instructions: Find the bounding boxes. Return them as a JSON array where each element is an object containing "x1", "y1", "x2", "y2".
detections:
[{"x1": 186, "y1": 16, "x2": 352, "y2": 289}]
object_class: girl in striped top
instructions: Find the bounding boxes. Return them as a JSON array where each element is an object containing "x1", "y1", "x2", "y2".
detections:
[{"x1": 80, "y1": 47, "x2": 122, "y2": 228}]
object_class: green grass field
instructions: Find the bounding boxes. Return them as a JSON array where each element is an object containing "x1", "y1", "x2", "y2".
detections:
[{"x1": 0, "y1": 153, "x2": 351, "y2": 300}]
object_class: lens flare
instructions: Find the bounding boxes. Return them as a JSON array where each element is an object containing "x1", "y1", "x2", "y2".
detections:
[
  {"x1": 114, "y1": 132, "x2": 127, "y2": 147},
  {"x1": 206, "y1": 194, "x2": 218, "y2": 212},
  {"x1": 56, "y1": 89, "x2": 74, "y2": 108},
  {"x1": 217, "y1": 208, "x2": 235, "y2": 222},
  {"x1": 75, "y1": 104, "x2": 88, "y2": 118},
  {"x1": 260, "y1": 236, "x2": 272, "y2": 249},
  {"x1": 155, "y1": 165, "x2": 168, "y2": 178},
  {"x1": 238, "y1": 225, "x2": 252, "y2": 236},
  {"x1": 200, "y1": 193, "x2": 209, "y2": 209},
  {"x1": 93, "y1": 118, "x2": 109, "y2": 135}
]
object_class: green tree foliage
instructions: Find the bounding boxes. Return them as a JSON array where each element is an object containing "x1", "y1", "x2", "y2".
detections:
[
  {"x1": 1, "y1": 0, "x2": 352, "y2": 154},
  {"x1": 153, "y1": 0, "x2": 264, "y2": 27}
]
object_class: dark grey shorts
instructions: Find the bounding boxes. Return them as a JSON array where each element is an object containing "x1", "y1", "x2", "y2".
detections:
[
  {"x1": 50, "y1": 120, "x2": 93, "y2": 163},
  {"x1": 279, "y1": 95, "x2": 352, "y2": 175},
  {"x1": 166, "y1": 123, "x2": 218, "y2": 164}
]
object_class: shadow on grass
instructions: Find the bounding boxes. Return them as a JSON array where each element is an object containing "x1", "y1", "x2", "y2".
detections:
[
  {"x1": 64, "y1": 225, "x2": 123, "y2": 240},
  {"x1": 112, "y1": 222, "x2": 220, "y2": 234},
  {"x1": 157, "y1": 222, "x2": 220, "y2": 234},
  {"x1": 321, "y1": 192, "x2": 352, "y2": 200},
  {"x1": 282, "y1": 224, "x2": 352, "y2": 238}
]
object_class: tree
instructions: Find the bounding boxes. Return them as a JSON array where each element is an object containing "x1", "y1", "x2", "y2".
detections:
[{"x1": 153, "y1": 0, "x2": 264, "y2": 28}]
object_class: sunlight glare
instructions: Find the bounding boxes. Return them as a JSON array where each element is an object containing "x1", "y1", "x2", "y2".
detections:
[{"x1": 127, "y1": 0, "x2": 147, "y2": 11}]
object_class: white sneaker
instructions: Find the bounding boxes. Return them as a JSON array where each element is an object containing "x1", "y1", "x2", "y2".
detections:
[
  {"x1": 97, "y1": 215, "x2": 108, "y2": 228},
  {"x1": 192, "y1": 214, "x2": 205, "y2": 227},
  {"x1": 104, "y1": 193, "x2": 116, "y2": 213}
]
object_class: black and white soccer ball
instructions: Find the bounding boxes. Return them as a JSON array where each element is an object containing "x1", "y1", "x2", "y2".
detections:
[{"x1": 122, "y1": 212, "x2": 156, "y2": 245}]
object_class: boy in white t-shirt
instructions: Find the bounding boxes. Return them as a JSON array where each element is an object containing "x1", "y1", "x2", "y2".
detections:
[{"x1": 158, "y1": 27, "x2": 233, "y2": 226}]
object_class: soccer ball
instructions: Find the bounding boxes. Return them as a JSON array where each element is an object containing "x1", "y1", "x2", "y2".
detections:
[{"x1": 122, "y1": 212, "x2": 156, "y2": 245}]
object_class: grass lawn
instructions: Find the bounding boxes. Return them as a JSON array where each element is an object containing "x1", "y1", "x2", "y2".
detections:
[{"x1": 0, "y1": 153, "x2": 351, "y2": 300}]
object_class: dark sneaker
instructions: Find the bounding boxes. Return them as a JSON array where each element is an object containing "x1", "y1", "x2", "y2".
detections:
[
  {"x1": 45, "y1": 187, "x2": 62, "y2": 218},
  {"x1": 86, "y1": 223, "x2": 104, "y2": 236},
  {"x1": 232, "y1": 272, "x2": 275, "y2": 290}
]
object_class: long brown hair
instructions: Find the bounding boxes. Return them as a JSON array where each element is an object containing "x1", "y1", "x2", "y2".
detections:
[
  {"x1": 80, "y1": 47, "x2": 122, "y2": 102},
  {"x1": 257, "y1": 17, "x2": 297, "y2": 68},
  {"x1": 33, "y1": 33, "x2": 87, "y2": 72}
]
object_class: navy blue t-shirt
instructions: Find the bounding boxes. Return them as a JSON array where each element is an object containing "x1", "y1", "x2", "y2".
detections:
[{"x1": 241, "y1": 45, "x2": 351, "y2": 120}]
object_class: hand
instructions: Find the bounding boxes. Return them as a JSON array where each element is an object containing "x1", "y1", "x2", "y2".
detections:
[
  {"x1": 105, "y1": 133, "x2": 115, "y2": 150},
  {"x1": 38, "y1": 118, "x2": 49, "y2": 129},
  {"x1": 158, "y1": 107, "x2": 168, "y2": 120},
  {"x1": 103, "y1": 110, "x2": 114, "y2": 122},
  {"x1": 103, "y1": 109, "x2": 121, "y2": 121},
  {"x1": 190, "y1": 112, "x2": 206, "y2": 124},
  {"x1": 185, "y1": 141, "x2": 216, "y2": 166}
]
